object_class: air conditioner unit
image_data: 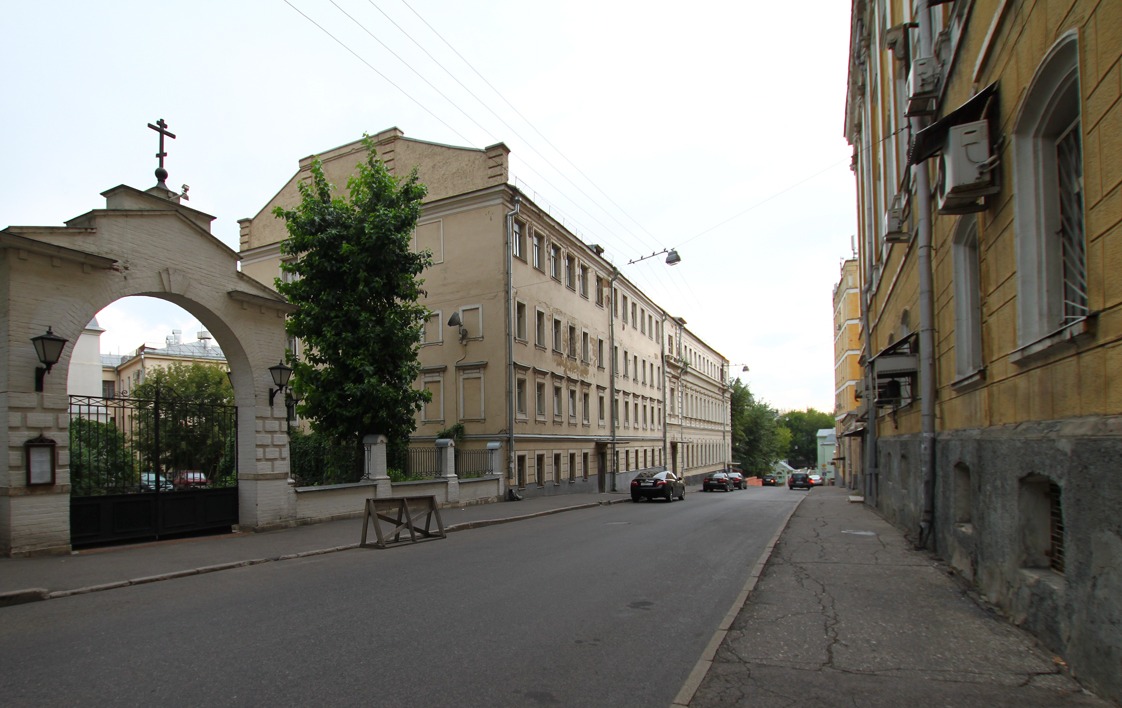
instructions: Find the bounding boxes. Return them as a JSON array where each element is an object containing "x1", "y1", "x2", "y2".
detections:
[
  {"x1": 937, "y1": 120, "x2": 999, "y2": 214},
  {"x1": 906, "y1": 57, "x2": 940, "y2": 116},
  {"x1": 884, "y1": 192, "x2": 910, "y2": 243}
]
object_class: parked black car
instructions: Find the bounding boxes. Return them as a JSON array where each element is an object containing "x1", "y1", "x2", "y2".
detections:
[
  {"x1": 630, "y1": 470, "x2": 686, "y2": 502},
  {"x1": 762, "y1": 474, "x2": 778, "y2": 486},
  {"x1": 703, "y1": 471, "x2": 734, "y2": 492},
  {"x1": 788, "y1": 472, "x2": 811, "y2": 490},
  {"x1": 727, "y1": 471, "x2": 746, "y2": 489}
]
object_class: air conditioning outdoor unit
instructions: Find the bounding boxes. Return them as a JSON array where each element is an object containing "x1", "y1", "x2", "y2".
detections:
[
  {"x1": 884, "y1": 192, "x2": 910, "y2": 243},
  {"x1": 906, "y1": 57, "x2": 940, "y2": 116},
  {"x1": 937, "y1": 119, "x2": 999, "y2": 214}
]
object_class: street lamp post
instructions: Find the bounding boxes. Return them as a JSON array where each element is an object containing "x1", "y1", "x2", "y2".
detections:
[{"x1": 609, "y1": 248, "x2": 682, "y2": 492}]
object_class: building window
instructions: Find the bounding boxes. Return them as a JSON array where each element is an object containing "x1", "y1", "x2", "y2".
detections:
[
  {"x1": 582, "y1": 331, "x2": 590, "y2": 362},
  {"x1": 597, "y1": 338, "x2": 605, "y2": 369},
  {"x1": 953, "y1": 216, "x2": 983, "y2": 378},
  {"x1": 553, "y1": 453, "x2": 562, "y2": 484},
  {"x1": 102, "y1": 380, "x2": 116, "y2": 398},
  {"x1": 550, "y1": 244, "x2": 561, "y2": 280},
  {"x1": 640, "y1": 308, "x2": 646, "y2": 334},
  {"x1": 515, "y1": 301, "x2": 527, "y2": 341},
  {"x1": 579, "y1": 264, "x2": 589, "y2": 298},
  {"x1": 621, "y1": 295, "x2": 628, "y2": 324},
  {"x1": 536, "y1": 381, "x2": 546, "y2": 417},
  {"x1": 598, "y1": 393, "x2": 606, "y2": 423},
  {"x1": 553, "y1": 384, "x2": 562, "y2": 417},
  {"x1": 536, "y1": 310, "x2": 546, "y2": 347},
  {"x1": 1014, "y1": 33, "x2": 1087, "y2": 347},
  {"x1": 595, "y1": 275, "x2": 605, "y2": 306},
  {"x1": 536, "y1": 453, "x2": 545, "y2": 486},
  {"x1": 569, "y1": 452, "x2": 576, "y2": 482},
  {"x1": 553, "y1": 317, "x2": 563, "y2": 352},
  {"x1": 568, "y1": 388, "x2": 577, "y2": 419},
  {"x1": 568, "y1": 324, "x2": 577, "y2": 357},
  {"x1": 512, "y1": 219, "x2": 525, "y2": 260},
  {"x1": 565, "y1": 255, "x2": 575, "y2": 289},
  {"x1": 582, "y1": 391, "x2": 590, "y2": 423},
  {"x1": 532, "y1": 233, "x2": 543, "y2": 270},
  {"x1": 622, "y1": 350, "x2": 628, "y2": 378},
  {"x1": 516, "y1": 377, "x2": 527, "y2": 417}
]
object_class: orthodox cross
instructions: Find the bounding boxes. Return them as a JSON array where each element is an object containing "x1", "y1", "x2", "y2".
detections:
[{"x1": 147, "y1": 118, "x2": 176, "y2": 187}]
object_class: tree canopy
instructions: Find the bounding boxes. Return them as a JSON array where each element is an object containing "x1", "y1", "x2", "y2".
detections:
[
  {"x1": 777, "y1": 408, "x2": 835, "y2": 469},
  {"x1": 729, "y1": 379, "x2": 783, "y2": 475},
  {"x1": 274, "y1": 136, "x2": 431, "y2": 460}
]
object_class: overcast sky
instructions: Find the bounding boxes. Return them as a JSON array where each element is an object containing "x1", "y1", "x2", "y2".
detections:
[{"x1": 4, "y1": 1, "x2": 855, "y2": 413}]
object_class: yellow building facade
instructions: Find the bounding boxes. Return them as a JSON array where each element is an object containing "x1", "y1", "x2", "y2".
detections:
[
  {"x1": 846, "y1": 1, "x2": 1122, "y2": 700},
  {"x1": 239, "y1": 128, "x2": 730, "y2": 497},
  {"x1": 832, "y1": 258, "x2": 863, "y2": 488}
]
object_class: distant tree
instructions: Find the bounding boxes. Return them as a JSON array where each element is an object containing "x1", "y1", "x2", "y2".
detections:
[
  {"x1": 274, "y1": 136, "x2": 431, "y2": 474},
  {"x1": 131, "y1": 363, "x2": 235, "y2": 481},
  {"x1": 777, "y1": 408, "x2": 835, "y2": 469},
  {"x1": 730, "y1": 380, "x2": 782, "y2": 474}
]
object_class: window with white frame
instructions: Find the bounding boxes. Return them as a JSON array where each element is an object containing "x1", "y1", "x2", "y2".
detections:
[
  {"x1": 567, "y1": 324, "x2": 577, "y2": 357},
  {"x1": 565, "y1": 255, "x2": 575, "y2": 289},
  {"x1": 953, "y1": 215, "x2": 983, "y2": 378},
  {"x1": 512, "y1": 219, "x2": 525, "y2": 260},
  {"x1": 553, "y1": 384, "x2": 562, "y2": 417},
  {"x1": 536, "y1": 381, "x2": 546, "y2": 417},
  {"x1": 516, "y1": 377, "x2": 527, "y2": 417},
  {"x1": 568, "y1": 388, "x2": 577, "y2": 419},
  {"x1": 1013, "y1": 33, "x2": 1088, "y2": 348},
  {"x1": 536, "y1": 310, "x2": 546, "y2": 347},
  {"x1": 553, "y1": 317, "x2": 563, "y2": 352},
  {"x1": 550, "y1": 244, "x2": 561, "y2": 280},
  {"x1": 579, "y1": 265, "x2": 589, "y2": 298},
  {"x1": 515, "y1": 301, "x2": 527, "y2": 341},
  {"x1": 532, "y1": 232, "x2": 543, "y2": 270}
]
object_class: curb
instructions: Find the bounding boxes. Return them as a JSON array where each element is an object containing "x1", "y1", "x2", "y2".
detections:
[{"x1": 670, "y1": 493, "x2": 806, "y2": 707}]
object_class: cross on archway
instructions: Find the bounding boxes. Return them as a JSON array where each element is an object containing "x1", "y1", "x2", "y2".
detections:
[{"x1": 147, "y1": 118, "x2": 176, "y2": 187}]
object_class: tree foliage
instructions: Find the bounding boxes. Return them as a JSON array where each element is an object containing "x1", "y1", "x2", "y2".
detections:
[
  {"x1": 69, "y1": 417, "x2": 137, "y2": 496},
  {"x1": 777, "y1": 408, "x2": 835, "y2": 469},
  {"x1": 274, "y1": 136, "x2": 431, "y2": 465},
  {"x1": 729, "y1": 380, "x2": 782, "y2": 475},
  {"x1": 131, "y1": 363, "x2": 236, "y2": 483}
]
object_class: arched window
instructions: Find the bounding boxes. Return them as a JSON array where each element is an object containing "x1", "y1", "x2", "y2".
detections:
[{"x1": 1013, "y1": 32, "x2": 1086, "y2": 347}]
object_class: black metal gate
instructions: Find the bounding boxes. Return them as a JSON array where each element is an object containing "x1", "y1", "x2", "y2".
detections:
[{"x1": 68, "y1": 390, "x2": 238, "y2": 548}]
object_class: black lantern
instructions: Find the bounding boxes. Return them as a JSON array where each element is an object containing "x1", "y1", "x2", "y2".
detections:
[
  {"x1": 269, "y1": 360, "x2": 293, "y2": 406},
  {"x1": 31, "y1": 327, "x2": 67, "y2": 392}
]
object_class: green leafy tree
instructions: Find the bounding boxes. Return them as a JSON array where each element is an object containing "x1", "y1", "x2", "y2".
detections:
[
  {"x1": 730, "y1": 380, "x2": 782, "y2": 475},
  {"x1": 777, "y1": 408, "x2": 835, "y2": 469},
  {"x1": 274, "y1": 136, "x2": 431, "y2": 474},
  {"x1": 69, "y1": 417, "x2": 137, "y2": 496},
  {"x1": 132, "y1": 363, "x2": 235, "y2": 483}
]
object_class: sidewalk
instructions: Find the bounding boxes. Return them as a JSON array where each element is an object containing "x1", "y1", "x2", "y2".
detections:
[
  {"x1": 679, "y1": 486, "x2": 1109, "y2": 707},
  {"x1": 0, "y1": 491, "x2": 627, "y2": 605}
]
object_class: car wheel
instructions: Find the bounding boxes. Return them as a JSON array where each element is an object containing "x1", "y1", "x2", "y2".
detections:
[
  {"x1": 665, "y1": 488, "x2": 674, "y2": 503},
  {"x1": 679, "y1": 488, "x2": 686, "y2": 500}
]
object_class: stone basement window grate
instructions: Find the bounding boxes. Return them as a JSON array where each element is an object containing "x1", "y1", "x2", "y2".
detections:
[{"x1": 1050, "y1": 482, "x2": 1065, "y2": 574}]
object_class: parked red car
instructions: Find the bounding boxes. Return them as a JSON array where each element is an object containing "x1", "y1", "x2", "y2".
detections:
[{"x1": 172, "y1": 470, "x2": 209, "y2": 489}]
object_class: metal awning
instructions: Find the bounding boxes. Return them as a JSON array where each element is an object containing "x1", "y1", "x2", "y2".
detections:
[
  {"x1": 841, "y1": 425, "x2": 866, "y2": 437},
  {"x1": 909, "y1": 82, "x2": 998, "y2": 165},
  {"x1": 869, "y1": 332, "x2": 918, "y2": 379}
]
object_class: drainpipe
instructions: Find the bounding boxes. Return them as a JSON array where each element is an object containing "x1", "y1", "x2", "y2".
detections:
[
  {"x1": 608, "y1": 268, "x2": 619, "y2": 491},
  {"x1": 914, "y1": 4, "x2": 937, "y2": 549},
  {"x1": 862, "y1": 297, "x2": 878, "y2": 505},
  {"x1": 505, "y1": 193, "x2": 521, "y2": 489},
  {"x1": 661, "y1": 314, "x2": 668, "y2": 469}
]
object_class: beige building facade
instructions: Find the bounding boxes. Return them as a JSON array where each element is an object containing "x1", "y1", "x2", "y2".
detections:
[
  {"x1": 846, "y1": 0, "x2": 1122, "y2": 700},
  {"x1": 832, "y1": 258, "x2": 863, "y2": 487},
  {"x1": 239, "y1": 128, "x2": 730, "y2": 496}
]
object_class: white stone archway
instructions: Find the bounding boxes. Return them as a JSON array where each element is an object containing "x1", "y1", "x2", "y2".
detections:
[{"x1": 1, "y1": 183, "x2": 296, "y2": 555}]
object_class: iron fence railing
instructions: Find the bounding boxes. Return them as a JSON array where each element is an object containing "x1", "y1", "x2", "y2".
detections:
[
  {"x1": 406, "y1": 446, "x2": 442, "y2": 479},
  {"x1": 455, "y1": 448, "x2": 492, "y2": 479}
]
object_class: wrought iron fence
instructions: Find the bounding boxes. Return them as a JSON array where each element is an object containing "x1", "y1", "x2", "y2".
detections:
[
  {"x1": 406, "y1": 446, "x2": 442, "y2": 479},
  {"x1": 455, "y1": 448, "x2": 492, "y2": 479}
]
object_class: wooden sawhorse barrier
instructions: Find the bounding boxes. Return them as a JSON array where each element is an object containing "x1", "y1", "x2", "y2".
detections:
[{"x1": 360, "y1": 495, "x2": 446, "y2": 549}]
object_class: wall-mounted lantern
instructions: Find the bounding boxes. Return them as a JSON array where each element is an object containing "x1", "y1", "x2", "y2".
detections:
[
  {"x1": 269, "y1": 360, "x2": 293, "y2": 406},
  {"x1": 31, "y1": 327, "x2": 67, "y2": 392}
]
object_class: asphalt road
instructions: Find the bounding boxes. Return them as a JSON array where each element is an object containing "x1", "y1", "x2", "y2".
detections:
[{"x1": 0, "y1": 487, "x2": 799, "y2": 707}]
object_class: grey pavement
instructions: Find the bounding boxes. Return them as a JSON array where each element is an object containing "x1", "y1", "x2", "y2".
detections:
[
  {"x1": 0, "y1": 486, "x2": 1111, "y2": 706},
  {"x1": 679, "y1": 486, "x2": 1110, "y2": 707},
  {"x1": 0, "y1": 491, "x2": 627, "y2": 603}
]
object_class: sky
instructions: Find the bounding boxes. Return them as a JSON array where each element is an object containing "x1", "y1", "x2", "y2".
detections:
[{"x1": 3, "y1": 1, "x2": 856, "y2": 413}]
